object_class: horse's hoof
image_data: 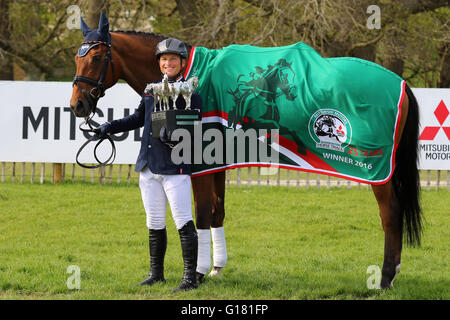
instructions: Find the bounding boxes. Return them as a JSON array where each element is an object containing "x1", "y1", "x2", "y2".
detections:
[
  {"x1": 208, "y1": 267, "x2": 223, "y2": 278},
  {"x1": 380, "y1": 280, "x2": 392, "y2": 289},
  {"x1": 380, "y1": 264, "x2": 401, "y2": 289}
]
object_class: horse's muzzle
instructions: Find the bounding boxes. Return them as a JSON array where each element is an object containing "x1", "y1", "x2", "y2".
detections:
[{"x1": 71, "y1": 99, "x2": 92, "y2": 118}]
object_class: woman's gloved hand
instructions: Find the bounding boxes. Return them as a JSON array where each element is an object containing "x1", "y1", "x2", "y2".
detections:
[{"x1": 93, "y1": 122, "x2": 112, "y2": 139}]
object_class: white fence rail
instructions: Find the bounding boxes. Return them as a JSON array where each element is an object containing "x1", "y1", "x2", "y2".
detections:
[{"x1": 1, "y1": 162, "x2": 448, "y2": 191}]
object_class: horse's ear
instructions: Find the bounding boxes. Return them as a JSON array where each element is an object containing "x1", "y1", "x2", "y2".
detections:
[
  {"x1": 98, "y1": 12, "x2": 109, "y2": 35},
  {"x1": 80, "y1": 16, "x2": 91, "y2": 37}
]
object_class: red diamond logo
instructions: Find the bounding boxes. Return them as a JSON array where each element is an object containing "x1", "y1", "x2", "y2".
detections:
[
  {"x1": 420, "y1": 127, "x2": 441, "y2": 140},
  {"x1": 420, "y1": 99, "x2": 450, "y2": 140},
  {"x1": 434, "y1": 100, "x2": 449, "y2": 126}
]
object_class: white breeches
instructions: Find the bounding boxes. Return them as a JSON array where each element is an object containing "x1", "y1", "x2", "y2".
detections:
[{"x1": 139, "y1": 167, "x2": 193, "y2": 230}]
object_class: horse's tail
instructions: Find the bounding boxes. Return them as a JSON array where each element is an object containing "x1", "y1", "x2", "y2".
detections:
[{"x1": 392, "y1": 83, "x2": 423, "y2": 247}]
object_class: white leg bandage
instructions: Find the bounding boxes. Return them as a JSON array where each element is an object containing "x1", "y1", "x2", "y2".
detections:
[
  {"x1": 211, "y1": 227, "x2": 227, "y2": 268},
  {"x1": 390, "y1": 264, "x2": 401, "y2": 288},
  {"x1": 196, "y1": 229, "x2": 211, "y2": 275}
]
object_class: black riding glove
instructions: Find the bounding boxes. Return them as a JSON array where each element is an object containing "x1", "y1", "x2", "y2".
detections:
[{"x1": 93, "y1": 122, "x2": 112, "y2": 139}]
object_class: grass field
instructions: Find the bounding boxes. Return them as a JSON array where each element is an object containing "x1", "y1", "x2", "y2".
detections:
[{"x1": 0, "y1": 181, "x2": 448, "y2": 300}]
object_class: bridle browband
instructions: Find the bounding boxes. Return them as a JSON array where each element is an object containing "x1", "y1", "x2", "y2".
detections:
[{"x1": 74, "y1": 40, "x2": 116, "y2": 169}]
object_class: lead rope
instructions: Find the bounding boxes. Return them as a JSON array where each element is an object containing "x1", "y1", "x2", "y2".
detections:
[{"x1": 75, "y1": 114, "x2": 116, "y2": 169}]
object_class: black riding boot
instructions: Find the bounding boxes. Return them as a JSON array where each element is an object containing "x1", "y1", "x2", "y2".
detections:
[
  {"x1": 138, "y1": 228, "x2": 167, "y2": 286},
  {"x1": 172, "y1": 221, "x2": 198, "y2": 292}
]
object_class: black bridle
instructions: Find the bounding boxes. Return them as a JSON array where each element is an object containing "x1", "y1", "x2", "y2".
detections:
[
  {"x1": 73, "y1": 40, "x2": 114, "y2": 115},
  {"x1": 73, "y1": 41, "x2": 116, "y2": 169}
]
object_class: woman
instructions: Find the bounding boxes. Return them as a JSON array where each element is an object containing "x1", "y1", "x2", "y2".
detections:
[{"x1": 96, "y1": 38, "x2": 201, "y2": 292}]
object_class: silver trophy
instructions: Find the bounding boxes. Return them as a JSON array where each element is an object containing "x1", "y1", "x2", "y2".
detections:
[
  {"x1": 144, "y1": 74, "x2": 199, "y2": 111},
  {"x1": 147, "y1": 74, "x2": 201, "y2": 140},
  {"x1": 180, "y1": 77, "x2": 199, "y2": 110},
  {"x1": 161, "y1": 74, "x2": 171, "y2": 110}
]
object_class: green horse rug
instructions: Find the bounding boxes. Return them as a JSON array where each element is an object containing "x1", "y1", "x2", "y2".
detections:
[{"x1": 183, "y1": 42, "x2": 406, "y2": 184}]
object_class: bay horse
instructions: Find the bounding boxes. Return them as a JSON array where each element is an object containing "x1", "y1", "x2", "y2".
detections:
[{"x1": 69, "y1": 16, "x2": 422, "y2": 289}]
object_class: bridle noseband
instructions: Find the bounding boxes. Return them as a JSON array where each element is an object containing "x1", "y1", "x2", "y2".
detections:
[{"x1": 74, "y1": 40, "x2": 116, "y2": 169}]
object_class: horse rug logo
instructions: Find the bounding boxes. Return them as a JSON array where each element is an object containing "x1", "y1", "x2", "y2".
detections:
[{"x1": 308, "y1": 108, "x2": 352, "y2": 152}]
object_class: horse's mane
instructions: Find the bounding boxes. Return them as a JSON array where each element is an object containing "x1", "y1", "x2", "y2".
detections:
[
  {"x1": 111, "y1": 30, "x2": 168, "y2": 41},
  {"x1": 110, "y1": 30, "x2": 193, "y2": 48}
]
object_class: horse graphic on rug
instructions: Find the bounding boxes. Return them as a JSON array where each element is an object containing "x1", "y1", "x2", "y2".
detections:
[{"x1": 226, "y1": 58, "x2": 306, "y2": 155}]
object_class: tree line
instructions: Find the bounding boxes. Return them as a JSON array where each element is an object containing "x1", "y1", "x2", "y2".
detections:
[{"x1": 0, "y1": 0, "x2": 448, "y2": 88}]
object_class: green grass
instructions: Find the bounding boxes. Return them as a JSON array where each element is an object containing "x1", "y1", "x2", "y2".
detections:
[{"x1": 0, "y1": 182, "x2": 448, "y2": 300}]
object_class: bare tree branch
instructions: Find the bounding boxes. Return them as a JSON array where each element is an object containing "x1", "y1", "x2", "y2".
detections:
[
  {"x1": 0, "y1": 39, "x2": 53, "y2": 75},
  {"x1": 31, "y1": 11, "x2": 68, "y2": 53},
  {"x1": 345, "y1": 31, "x2": 385, "y2": 57},
  {"x1": 401, "y1": 0, "x2": 450, "y2": 14}
]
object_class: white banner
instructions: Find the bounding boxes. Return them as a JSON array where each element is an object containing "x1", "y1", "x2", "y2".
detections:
[
  {"x1": 413, "y1": 88, "x2": 450, "y2": 170},
  {"x1": 0, "y1": 81, "x2": 449, "y2": 170},
  {"x1": 0, "y1": 81, "x2": 141, "y2": 164}
]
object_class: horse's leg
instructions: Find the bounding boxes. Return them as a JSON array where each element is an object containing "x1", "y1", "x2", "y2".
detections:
[
  {"x1": 209, "y1": 171, "x2": 227, "y2": 277},
  {"x1": 372, "y1": 182, "x2": 403, "y2": 289},
  {"x1": 191, "y1": 174, "x2": 214, "y2": 282}
]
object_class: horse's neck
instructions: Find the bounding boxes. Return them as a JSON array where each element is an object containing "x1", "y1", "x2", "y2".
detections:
[
  {"x1": 110, "y1": 32, "x2": 161, "y2": 94},
  {"x1": 110, "y1": 32, "x2": 193, "y2": 95}
]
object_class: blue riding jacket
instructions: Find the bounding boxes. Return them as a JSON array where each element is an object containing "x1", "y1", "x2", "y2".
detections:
[{"x1": 108, "y1": 77, "x2": 202, "y2": 175}]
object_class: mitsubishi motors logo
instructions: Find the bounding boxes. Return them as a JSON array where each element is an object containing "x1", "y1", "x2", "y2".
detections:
[
  {"x1": 418, "y1": 94, "x2": 450, "y2": 167},
  {"x1": 419, "y1": 100, "x2": 450, "y2": 140}
]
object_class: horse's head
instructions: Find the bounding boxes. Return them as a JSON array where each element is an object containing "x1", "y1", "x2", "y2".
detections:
[
  {"x1": 70, "y1": 12, "x2": 115, "y2": 118},
  {"x1": 274, "y1": 59, "x2": 297, "y2": 101},
  {"x1": 238, "y1": 59, "x2": 297, "y2": 102}
]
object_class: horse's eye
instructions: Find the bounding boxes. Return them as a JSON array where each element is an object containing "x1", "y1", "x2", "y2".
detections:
[{"x1": 92, "y1": 55, "x2": 102, "y2": 62}]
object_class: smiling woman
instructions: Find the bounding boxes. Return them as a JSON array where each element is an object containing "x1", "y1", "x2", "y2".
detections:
[
  {"x1": 159, "y1": 53, "x2": 186, "y2": 79},
  {"x1": 155, "y1": 38, "x2": 188, "y2": 80}
]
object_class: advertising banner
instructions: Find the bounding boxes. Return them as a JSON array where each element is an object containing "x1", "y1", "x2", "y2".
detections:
[
  {"x1": 0, "y1": 81, "x2": 141, "y2": 164},
  {"x1": 414, "y1": 88, "x2": 450, "y2": 170},
  {"x1": 0, "y1": 81, "x2": 449, "y2": 170}
]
